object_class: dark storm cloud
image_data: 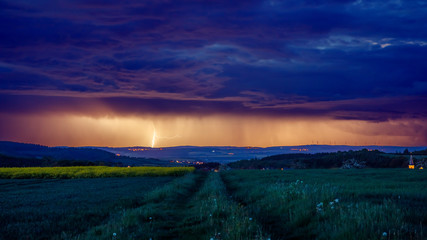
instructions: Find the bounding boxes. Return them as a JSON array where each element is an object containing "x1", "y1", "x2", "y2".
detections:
[
  {"x1": 1, "y1": 94, "x2": 426, "y2": 123},
  {"x1": 1, "y1": 0, "x2": 427, "y2": 121}
]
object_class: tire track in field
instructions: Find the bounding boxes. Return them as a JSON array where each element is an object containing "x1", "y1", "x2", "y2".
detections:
[
  {"x1": 151, "y1": 172, "x2": 208, "y2": 240},
  {"x1": 175, "y1": 172, "x2": 268, "y2": 240},
  {"x1": 220, "y1": 173, "x2": 280, "y2": 240}
]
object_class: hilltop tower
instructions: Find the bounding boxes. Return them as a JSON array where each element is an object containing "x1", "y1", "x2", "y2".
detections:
[{"x1": 408, "y1": 155, "x2": 415, "y2": 169}]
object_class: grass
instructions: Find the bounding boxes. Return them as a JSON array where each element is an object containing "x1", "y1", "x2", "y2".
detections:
[
  {"x1": 1, "y1": 168, "x2": 425, "y2": 239},
  {"x1": 76, "y1": 172, "x2": 206, "y2": 240},
  {"x1": 177, "y1": 172, "x2": 268, "y2": 240},
  {"x1": 78, "y1": 172, "x2": 269, "y2": 240},
  {"x1": 222, "y1": 169, "x2": 427, "y2": 240},
  {"x1": 0, "y1": 176, "x2": 175, "y2": 240},
  {"x1": 0, "y1": 166, "x2": 195, "y2": 179}
]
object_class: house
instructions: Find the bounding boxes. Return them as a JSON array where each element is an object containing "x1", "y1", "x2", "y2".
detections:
[{"x1": 408, "y1": 155, "x2": 415, "y2": 169}]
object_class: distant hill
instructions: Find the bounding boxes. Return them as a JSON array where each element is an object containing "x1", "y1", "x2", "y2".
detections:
[
  {"x1": 1, "y1": 141, "x2": 426, "y2": 167},
  {"x1": 0, "y1": 141, "x2": 115, "y2": 160},
  {"x1": 227, "y1": 149, "x2": 420, "y2": 169},
  {"x1": 412, "y1": 149, "x2": 427, "y2": 155},
  {"x1": 0, "y1": 141, "x2": 172, "y2": 167},
  {"x1": 97, "y1": 145, "x2": 427, "y2": 163}
]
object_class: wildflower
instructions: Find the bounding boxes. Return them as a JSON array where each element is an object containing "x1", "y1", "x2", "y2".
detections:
[
  {"x1": 300, "y1": 181, "x2": 303, "y2": 183},
  {"x1": 329, "y1": 201, "x2": 334, "y2": 205},
  {"x1": 334, "y1": 198, "x2": 339, "y2": 203},
  {"x1": 149, "y1": 217, "x2": 152, "y2": 220},
  {"x1": 210, "y1": 238, "x2": 214, "y2": 240},
  {"x1": 382, "y1": 232, "x2": 387, "y2": 237},
  {"x1": 331, "y1": 206, "x2": 334, "y2": 209},
  {"x1": 249, "y1": 217, "x2": 253, "y2": 221},
  {"x1": 113, "y1": 233, "x2": 117, "y2": 236},
  {"x1": 209, "y1": 214, "x2": 212, "y2": 217},
  {"x1": 316, "y1": 202, "x2": 324, "y2": 212}
]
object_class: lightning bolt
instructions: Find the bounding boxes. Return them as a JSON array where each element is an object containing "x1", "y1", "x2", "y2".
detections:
[
  {"x1": 151, "y1": 129, "x2": 156, "y2": 148},
  {"x1": 157, "y1": 135, "x2": 181, "y2": 140},
  {"x1": 150, "y1": 124, "x2": 181, "y2": 148}
]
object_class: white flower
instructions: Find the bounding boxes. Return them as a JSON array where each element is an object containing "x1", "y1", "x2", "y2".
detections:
[
  {"x1": 334, "y1": 198, "x2": 339, "y2": 203},
  {"x1": 210, "y1": 238, "x2": 214, "y2": 240},
  {"x1": 149, "y1": 217, "x2": 152, "y2": 220},
  {"x1": 249, "y1": 217, "x2": 253, "y2": 221},
  {"x1": 300, "y1": 181, "x2": 303, "y2": 183},
  {"x1": 317, "y1": 202, "x2": 323, "y2": 207},
  {"x1": 329, "y1": 201, "x2": 334, "y2": 205},
  {"x1": 382, "y1": 232, "x2": 387, "y2": 237},
  {"x1": 113, "y1": 233, "x2": 117, "y2": 236}
]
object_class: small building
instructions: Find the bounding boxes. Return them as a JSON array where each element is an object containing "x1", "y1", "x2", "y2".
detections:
[{"x1": 408, "y1": 155, "x2": 415, "y2": 169}]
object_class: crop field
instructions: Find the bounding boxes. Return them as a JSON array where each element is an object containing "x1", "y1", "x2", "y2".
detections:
[
  {"x1": 0, "y1": 166, "x2": 195, "y2": 179},
  {"x1": 0, "y1": 169, "x2": 425, "y2": 240},
  {"x1": 0, "y1": 176, "x2": 175, "y2": 240}
]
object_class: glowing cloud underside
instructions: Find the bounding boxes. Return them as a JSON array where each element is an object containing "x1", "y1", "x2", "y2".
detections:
[{"x1": 0, "y1": 113, "x2": 426, "y2": 147}]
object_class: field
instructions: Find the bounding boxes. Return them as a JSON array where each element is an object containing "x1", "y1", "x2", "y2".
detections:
[
  {"x1": 0, "y1": 169, "x2": 426, "y2": 240},
  {"x1": 0, "y1": 166, "x2": 195, "y2": 179},
  {"x1": 0, "y1": 176, "x2": 175, "y2": 240},
  {"x1": 222, "y1": 169, "x2": 426, "y2": 240}
]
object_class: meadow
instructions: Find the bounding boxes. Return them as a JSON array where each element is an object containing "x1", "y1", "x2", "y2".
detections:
[
  {"x1": 222, "y1": 169, "x2": 426, "y2": 240},
  {"x1": 0, "y1": 176, "x2": 174, "y2": 240},
  {"x1": 0, "y1": 169, "x2": 425, "y2": 240},
  {"x1": 0, "y1": 166, "x2": 194, "y2": 179}
]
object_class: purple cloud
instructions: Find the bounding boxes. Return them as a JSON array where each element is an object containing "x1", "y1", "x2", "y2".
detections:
[{"x1": 0, "y1": 0, "x2": 426, "y2": 124}]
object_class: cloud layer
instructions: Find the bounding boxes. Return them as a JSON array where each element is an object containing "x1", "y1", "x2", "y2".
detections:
[{"x1": 1, "y1": 0, "x2": 427, "y2": 146}]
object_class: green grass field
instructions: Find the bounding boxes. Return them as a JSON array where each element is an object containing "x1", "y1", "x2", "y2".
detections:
[
  {"x1": 222, "y1": 169, "x2": 426, "y2": 240},
  {"x1": 0, "y1": 169, "x2": 425, "y2": 240},
  {"x1": 0, "y1": 166, "x2": 195, "y2": 179},
  {"x1": 0, "y1": 176, "x2": 175, "y2": 240}
]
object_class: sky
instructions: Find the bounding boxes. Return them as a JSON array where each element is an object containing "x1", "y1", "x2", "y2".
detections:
[{"x1": 1, "y1": 0, "x2": 427, "y2": 147}]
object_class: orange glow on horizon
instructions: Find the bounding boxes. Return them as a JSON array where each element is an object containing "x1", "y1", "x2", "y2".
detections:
[{"x1": 0, "y1": 113, "x2": 425, "y2": 147}]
